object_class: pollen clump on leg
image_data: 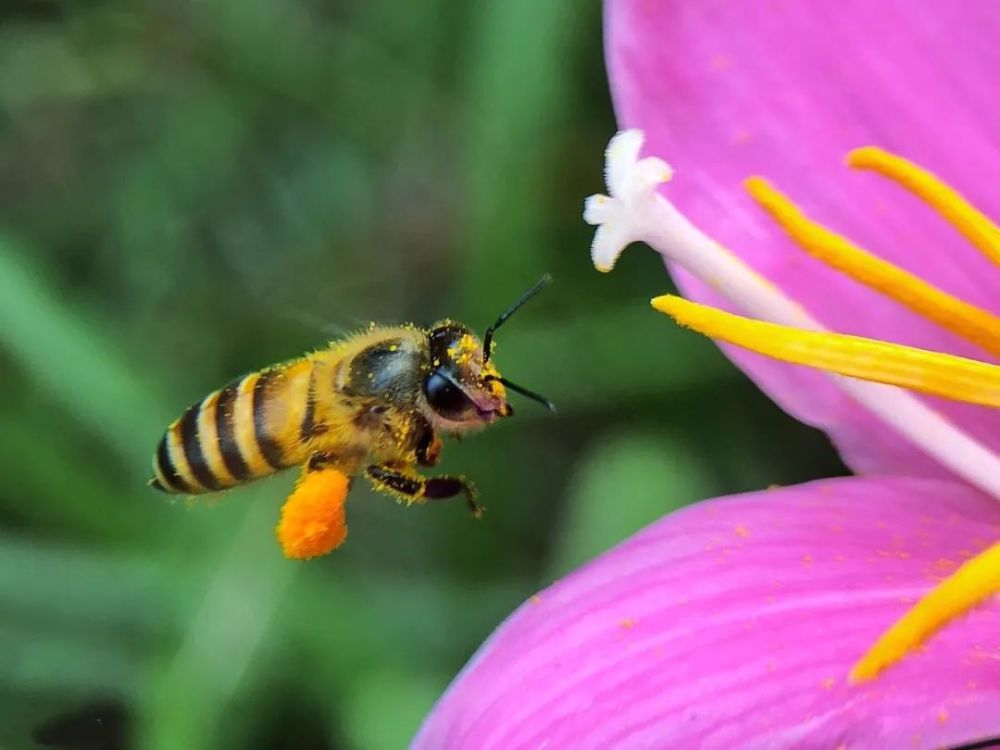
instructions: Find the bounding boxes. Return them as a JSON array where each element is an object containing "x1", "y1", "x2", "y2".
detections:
[{"x1": 276, "y1": 468, "x2": 350, "y2": 559}]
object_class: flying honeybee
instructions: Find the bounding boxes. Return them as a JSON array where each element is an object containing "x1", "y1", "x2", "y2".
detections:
[{"x1": 150, "y1": 275, "x2": 554, "y2": 554}]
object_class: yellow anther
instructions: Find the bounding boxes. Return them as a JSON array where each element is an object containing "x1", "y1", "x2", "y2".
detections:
[
  {"x1": 637, "y1": 143, "x2": 1000, "y2": 684},
  {"x1": 848, "y1": 147, "x2": 1000, "y2": 269},
  {"x1": 850, "y1": 539, "x2": 1000, "y2": 682},
  {"x1": 745, "y1": 177, "x2": 1000, "y2": 358},
  {"x1": 651, "y1": 294, "x2": 1000, "y2": 408}
]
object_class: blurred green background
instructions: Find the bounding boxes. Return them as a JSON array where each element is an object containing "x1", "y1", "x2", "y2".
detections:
[{"x1": 0, "y1": 1, "x2": 846, "y2": 748}]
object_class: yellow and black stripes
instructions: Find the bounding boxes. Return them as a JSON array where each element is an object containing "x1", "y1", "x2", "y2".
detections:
[
  {"x1": 151, "y1": 369, "x2": 299, "y2": 495},
  {"x1": 177, "y1": 396, "x2": 223, "y2": 491},
  {"x1": 215, "y1": 381, "x2": 252, "y2": 482},
  {"x1": 228, "y1": 371, "x2": 286, "y2": 481},
  {"x1": 152, "y1": 392, "x2": 227, "y2": 495},
  {"x1": 299, "y1": 371, "x2": 320, "y2": 440},
  {"x1": 152, "y1": 427, "x2": 194, "y2": 493},
  {"x1": 253, "y1": 369, "x2": 286, "y2": 470}
]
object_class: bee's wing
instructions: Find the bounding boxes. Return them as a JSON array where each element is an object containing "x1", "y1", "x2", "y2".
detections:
[{"x1": 277, "y1": 308, "x2": 359, "y2": 340}]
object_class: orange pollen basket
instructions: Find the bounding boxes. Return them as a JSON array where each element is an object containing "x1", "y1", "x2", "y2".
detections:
[
  {"x1": 652, "y1": 147, "x2": 1000, "y2": 682},
  {"x1": 276, "y1": 468, "x2": 350, "y2": 560}
]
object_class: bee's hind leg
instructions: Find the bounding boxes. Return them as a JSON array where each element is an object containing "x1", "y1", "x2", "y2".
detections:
[
  {"x1": 365, "y1": 465, "x2": 483, "y2": 518},
  {"x1": 276, "y1": 454, "x2": 353, "y2": 559}
]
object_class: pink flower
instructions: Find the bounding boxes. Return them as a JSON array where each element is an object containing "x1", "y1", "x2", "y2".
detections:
[
  {"x1": 414, "y1": 2, "x2": 1000, "y2": 747},
  {"x1": 415, "y1": 479, "x2": 1000, "y2": 748}
]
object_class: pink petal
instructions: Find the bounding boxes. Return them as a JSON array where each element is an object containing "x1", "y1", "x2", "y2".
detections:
[
  {"x1": 414, "y1": 477, "x2": 1000, "y2": 749},
  {"x1": 606, "y1": 0, "x2": 1000, "y2": 478}
]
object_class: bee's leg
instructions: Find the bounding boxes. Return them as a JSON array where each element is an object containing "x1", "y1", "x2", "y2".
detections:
[
  {"x1": 415, "y1": 427, "x2": 443, "y2": 467},
  {"x1": 276, "y1": 454, "x2": 353, "y2": 559},
  {"x1": 307, "y1": 451, "x2": 347, "y2": 473},
  {"x1": 423, "y1": 476, "x2": 482, "y2": 518},
  {"x1": 365, "y1": 464, "x2": 483, "y2": 518}
]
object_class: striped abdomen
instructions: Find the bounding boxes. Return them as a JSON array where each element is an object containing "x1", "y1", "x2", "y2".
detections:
[{"x1": 151, "y1": 362, "x2": 314, "y2": 495}]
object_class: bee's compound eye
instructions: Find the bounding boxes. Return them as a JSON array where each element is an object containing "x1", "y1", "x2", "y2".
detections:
[{"x1": 423, "y1": 371, "x2": 472, "y2": 420}]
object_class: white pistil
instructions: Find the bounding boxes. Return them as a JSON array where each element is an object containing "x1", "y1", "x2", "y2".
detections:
[
  {"x1": 585, "y1": 129, "x2": 1000, "y2": 501},
  {"x1": 585, "y1": 130, "x2": 674, "y2": 272}
]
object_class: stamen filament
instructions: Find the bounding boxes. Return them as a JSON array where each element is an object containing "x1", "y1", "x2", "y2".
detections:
[
  {"x1": 745, "y1": 177, "x2": 1000, "y2": 358},
  {"x1": 850, "y1": 539, "x2": 1000, "y2": 682},
  {"x1": 585, "y1": 130, "x2": 1000, "y2": 502},
  {"x1": 848, "y1": 147, "x2": 1000, "y2": 269},
  {"x1": 652, "y1": 295, "x2": 1000, "y2": 408},
  {"x1": 655, "y1": 292, "x2": 1000, "y2": 681}
]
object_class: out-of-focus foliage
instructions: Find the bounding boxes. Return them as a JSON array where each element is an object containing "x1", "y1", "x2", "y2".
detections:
[{"x1": 0, "y1": 1, "x2": 846, "y2": 748}]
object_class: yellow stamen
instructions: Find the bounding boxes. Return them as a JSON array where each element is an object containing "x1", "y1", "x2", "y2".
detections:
[
  {"x1": 744, "y1": 177, "x2": 1000, "y2": 358},
  {"x1": 850, "y1": 539, "x2": 1000, "y2": 682},
  {"x1": 848, "y1": 147, "x2": 1000, "y2": 269},
  {"x1": 276, "y1": 467, "x2": 350, "y2": 559},
  {"x1": 651, "y1": 294, "x2": 1000, "y2": 408}
]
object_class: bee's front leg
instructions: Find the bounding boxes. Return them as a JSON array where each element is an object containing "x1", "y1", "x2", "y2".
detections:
[
  {"x1": 365, "y1": 464, "x2": 483, "y2": 518},
  {"x1": 415, "y1": 424, "x2": 443, "y2": 467}
]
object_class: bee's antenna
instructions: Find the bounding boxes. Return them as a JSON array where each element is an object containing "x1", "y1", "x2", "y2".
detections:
[
  {"x1": 483, "y1": 274, "x2": 552, "y2": 363},
  {"x1": 492, "y1": 376, "x2": 556, "y2": 413}
]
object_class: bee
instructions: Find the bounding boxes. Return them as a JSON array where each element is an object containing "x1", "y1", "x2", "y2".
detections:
[{"x1": 149, "y1": 275, "x2": 554, "y2": 524}]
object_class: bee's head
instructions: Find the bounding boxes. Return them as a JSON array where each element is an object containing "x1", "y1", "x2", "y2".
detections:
[
  {"x1": 421, "y1": 276, "x2": 555, "y2": 430},
  {"x1": 422, "y1": 324, "x2": 509, "y2": 427}
]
